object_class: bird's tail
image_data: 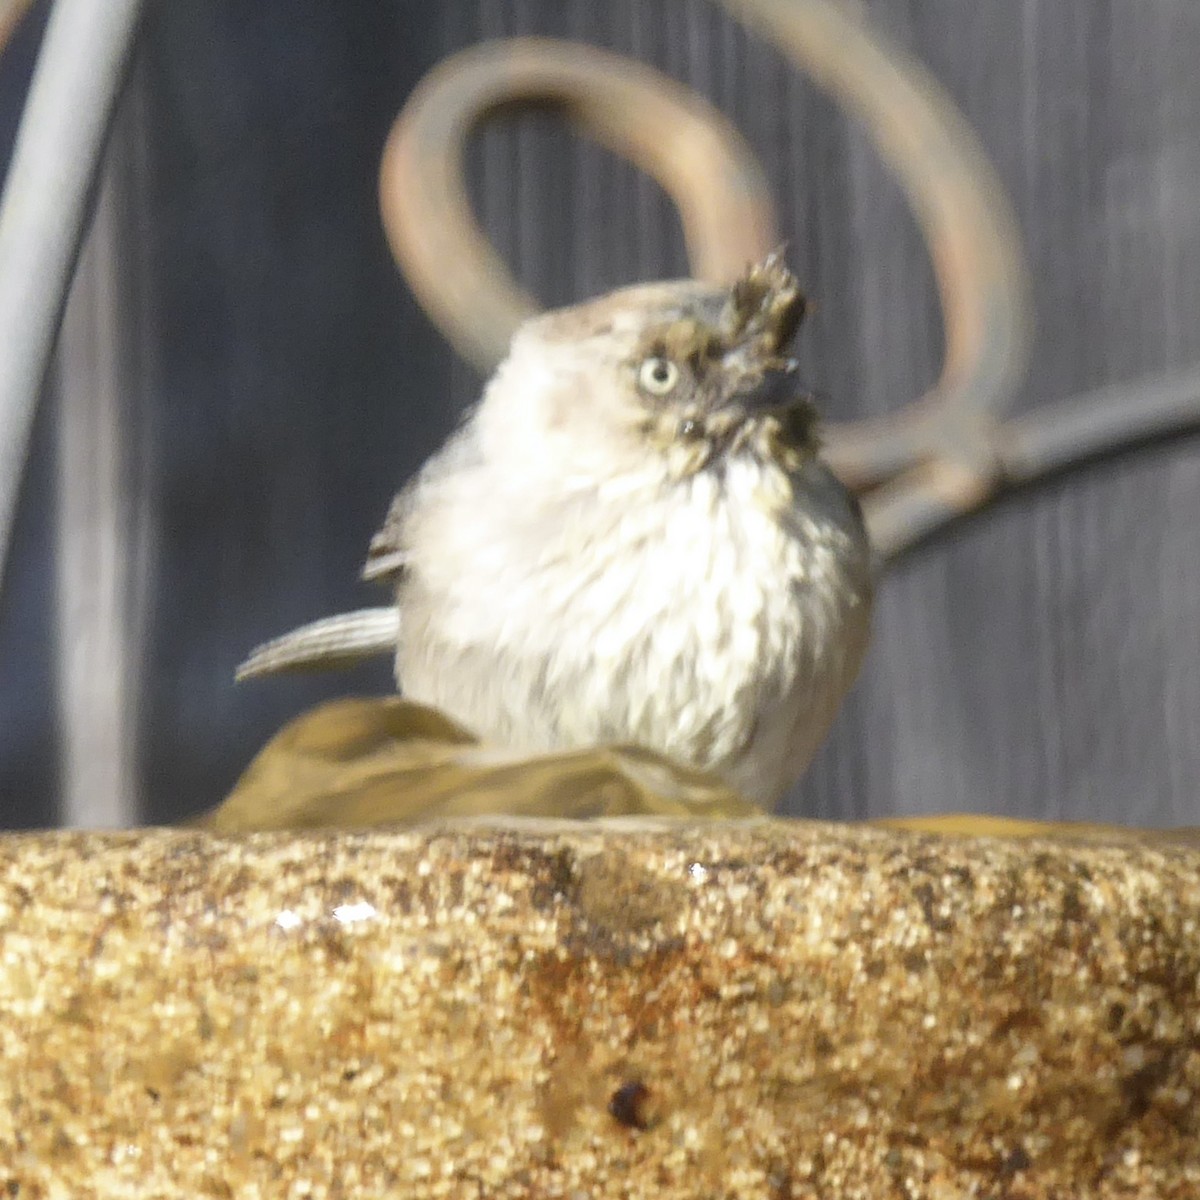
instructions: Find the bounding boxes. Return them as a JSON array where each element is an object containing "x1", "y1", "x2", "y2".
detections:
[{"x1": 236, "y1": 608, "x2": 400, "y2": 681}]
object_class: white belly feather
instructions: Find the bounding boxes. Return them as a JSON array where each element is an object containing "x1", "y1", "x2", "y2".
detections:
[{"x1": 397, "y1": 450, "x2": 872, "y2": 807}]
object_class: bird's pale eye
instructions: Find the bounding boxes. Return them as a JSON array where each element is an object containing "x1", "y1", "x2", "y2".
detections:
[{"x1": 637, "y1": 356, "x2": 680, "y2": 397}]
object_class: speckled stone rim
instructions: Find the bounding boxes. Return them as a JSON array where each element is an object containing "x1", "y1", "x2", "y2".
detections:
[{"x1": 0, "y1": 818, "x2": 1197, "y2": 1197}]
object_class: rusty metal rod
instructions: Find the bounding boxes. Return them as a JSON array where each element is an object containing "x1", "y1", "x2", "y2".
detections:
[
  {"x1": 377, "y1": 16, "x2": 1032, "y2": 560},
  {"x1": 377, "y1": 20, "x2": 1200, "y2": 565},
  {"x1": 1002, "y1": 369, "x2": 1200, "y2": 484},
  {"x1": 379, "y1": 36, "x2": 779, "y2": 372},
  {"x1": 868, "y1": 369, "x2": 1200, "y2": 561},
  {"x1": 720, "y1": 0, "x2": 1031, "y2": 492}
]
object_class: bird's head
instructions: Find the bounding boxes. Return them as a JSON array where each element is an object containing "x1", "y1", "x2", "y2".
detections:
[{"x1": 478, "y1": 254, "x2": 821, "y2": 484}]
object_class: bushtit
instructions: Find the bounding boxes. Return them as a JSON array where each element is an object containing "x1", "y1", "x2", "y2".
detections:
[{"x1": 239, "y1": 255, "x2": 873, "y2": 807}]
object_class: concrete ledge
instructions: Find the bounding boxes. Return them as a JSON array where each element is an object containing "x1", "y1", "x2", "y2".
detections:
[{"x1": 1, "y1": 820, "x2": 1198, "y2": 1196}]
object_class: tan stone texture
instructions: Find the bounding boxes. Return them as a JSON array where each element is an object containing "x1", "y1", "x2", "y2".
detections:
[{"x1": 0, "y1": 820, "x2": 1198, "y2": 1198}]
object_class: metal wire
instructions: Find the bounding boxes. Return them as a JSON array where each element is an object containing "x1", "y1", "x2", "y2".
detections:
[
  {"x1": 376, "y1": 13, "x2": 1033, "y2": 562},
  {"x1": 379, "y1": 36, "x2": 779, "y2": 372},
  {"x1": 376, "y1": 14, "x2": 1200, "y2": 564},
  {"x1": 0, "y1": 0, "x2": 144, "y2": 591},
  {"x1": 1003, "y1": 369, "x2": 1200, "y2": 484},
  {"x1": 721, "y1": 0, "x2": 1032, "y2": 495}
]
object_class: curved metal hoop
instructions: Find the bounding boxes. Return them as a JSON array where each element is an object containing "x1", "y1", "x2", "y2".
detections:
[
  {"x1": 722, "y1": 0, "x2": 1031, "y2": 465},
  {"x1": 721, "y1": 0, "x2": 1036, "y2": 556},
  {"x1": 379, "y1": 6, "x2": 1034, "y2": 559},
  {"x1": 380, "y1": 36, "x2": 780, "y2": 372}
]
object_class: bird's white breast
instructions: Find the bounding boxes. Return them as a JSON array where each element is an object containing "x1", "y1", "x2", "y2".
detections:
[{"x1": 397, "y1": 437, "x2": 872, "y2": 807}]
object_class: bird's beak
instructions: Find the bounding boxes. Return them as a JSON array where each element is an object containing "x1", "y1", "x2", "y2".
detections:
[{"x1": 721, "y1": 357, "x2": 804, "y2": 416}]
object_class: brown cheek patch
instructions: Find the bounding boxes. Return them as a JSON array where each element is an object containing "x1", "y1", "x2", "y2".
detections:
[{"x1": 631, "y1": 320, "x2": 723, "y2": 373}]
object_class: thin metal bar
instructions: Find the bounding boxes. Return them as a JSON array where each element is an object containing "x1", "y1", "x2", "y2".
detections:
[
  {"x1": 0, "y1": 0, "x2": 144, "y2": 595},
  {"x1": 866, "y1": 369, "x2": 1200, "y2": 561},
  {"x1": 1003, "y1": 370, "x2": 1200, "y2": 483},
  {"x1": 374, "y1": 18, "x2": 1035, "y2": 562},
  {"x1": 53, "y1": 167, "x2": 140, "y2": 829}
]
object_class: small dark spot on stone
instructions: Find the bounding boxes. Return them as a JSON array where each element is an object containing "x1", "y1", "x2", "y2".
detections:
[
  {"x1": 902, "y1": 950, "x2": 927, "y2": 973},
  {"x1": 884, "y1": 1148, "x2": 903, "y2": 1170},
  {"x1": 342, "y1": 1068, "x2": 359, "y2": 1083},
  {"x1": 999, "y1": 1145, "x2": 1031, "y2": 1177},
  {"x1": 608, "y1": 1080, "x2": 653, "y2": 1130},
  {"x1": 319, "y1": 929, "x2": 353, "y2": 963},
  {"x1": 145, "y1": 1087, "x2": 160, "y2": 1103},
  {"x1": 946, "y1": 864, "x2": 974, "y2": 889},
  {"x1": 391, "y1": 878, "x2": 412, "y2": 912},
  {"x1": 813, "y1": 1033, "x2": 835, "y2": 1057},
  {"x1": 530, "y1": 850, "x2": 576, "y2": 912},
  {"x1": 1121, "y1": 1054, "x2": 1174, "y2": 1121},
  {"x1": 865, "y1": 958, "x2": 887, "y2": 979},
  {"x1": 1108, "y1": 1002, "x2": 1127, "y2": 1032},
  {"x1": 913, "y1": 882, "x2": 952, "y2": 932},
  {"x1": 1061, "y1": 884, "x2": 1085, "y2": 922},
  {"x1": 767, "y1": 1166, "x2": 794, "y2": 1198},
  {"x1": 6, "y1": 1179, "x2": 18, "y2": 1197}
]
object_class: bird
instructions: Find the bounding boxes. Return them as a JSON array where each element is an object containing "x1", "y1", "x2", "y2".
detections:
[{"x1": 237, "y1": 254, "x2": 873, "y2": 808}]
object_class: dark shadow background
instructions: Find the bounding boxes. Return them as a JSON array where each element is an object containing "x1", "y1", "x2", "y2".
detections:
[
  {"x1": 3, "y1": 0, "x2": 1200, "y2": 826},
  {"x1": 0, "y1": 1, "x2": 56, "y2": 826}
]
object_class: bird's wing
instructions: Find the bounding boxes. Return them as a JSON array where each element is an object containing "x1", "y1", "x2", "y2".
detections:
[
  {"x1": 362, "y1": 489, "x2": 412, "y2": 583},
  {"x1": 235, "y1": 608, "x2": 400, "y2": 681},
  {"x1": 363, "y1": 418, "x2": 482, "y2": 585}
]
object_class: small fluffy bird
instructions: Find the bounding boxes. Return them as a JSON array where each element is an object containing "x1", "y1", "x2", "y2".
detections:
[{"x1": 239, "y1": 255, "x2": 873, "y2": 807}]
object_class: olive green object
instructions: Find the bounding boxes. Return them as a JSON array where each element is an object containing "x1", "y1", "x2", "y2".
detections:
[
  {"x1": 210, "y1": 698, "x2": 1200, "y2": 842},
  {"x1": 207, "y1": 697, "x2": 762, "y2": 832}
]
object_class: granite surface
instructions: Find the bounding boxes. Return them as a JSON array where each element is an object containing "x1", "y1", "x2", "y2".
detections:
[{"x1": 0, "y1": 819, "x2": 1198, "y2": 1197}]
